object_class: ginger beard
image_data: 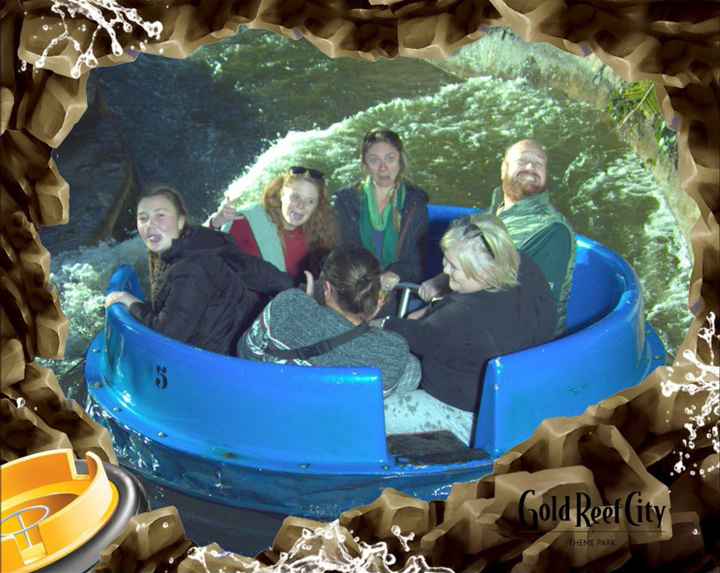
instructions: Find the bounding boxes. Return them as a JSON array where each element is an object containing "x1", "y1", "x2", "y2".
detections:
[
  {"x1": 501, "y1": 143, "x2": 548, "y2": 204},
  {"x1": 501, "y1": 166, "x2": 547, "y2": 203}
]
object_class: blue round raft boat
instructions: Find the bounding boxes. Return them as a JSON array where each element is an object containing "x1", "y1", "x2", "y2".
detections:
[{"x1": 85, "y1": 205, "x2": 665, "y2": 519}]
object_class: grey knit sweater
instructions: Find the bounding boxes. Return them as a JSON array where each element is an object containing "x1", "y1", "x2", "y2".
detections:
[{"x1": 237, "y1": 289, "x2": 420, "y2": 394}]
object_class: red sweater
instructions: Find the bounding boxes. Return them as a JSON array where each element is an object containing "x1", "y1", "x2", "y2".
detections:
[{"x1": 227, "y1": 218, "x2": 309, "y2": 280}]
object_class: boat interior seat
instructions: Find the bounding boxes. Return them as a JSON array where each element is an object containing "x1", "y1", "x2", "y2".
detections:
[
  {"x1": 101, "y1": 265, "x2": 390, "y2": 469},
  {"x1": 387, "y1": 431, "x2": 491, "y2": 465},
  {"x1": 472, "y1": 236, "x2": 653, "y2": 457}
]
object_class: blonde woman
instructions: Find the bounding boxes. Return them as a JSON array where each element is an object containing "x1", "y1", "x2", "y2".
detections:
[{"x1": 377, "y1": 213, "x2": 556, "y2": 444}]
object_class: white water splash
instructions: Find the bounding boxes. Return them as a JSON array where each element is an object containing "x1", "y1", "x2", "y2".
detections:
[
  {"x1": 662, "y1": 312, "x2": 720, "y2": 476},
  {"x1": 390, "y1": 525, "x2": 415, "y2": 553},
  {"x1": 185, "y1": 520, "x2": 455, "y2": 573},
  {"x1": 28, "y1": 0, "x2": 162, "y2": 78},
  {"x1": 37, "y1": 236, "x2": 147, "y2": 378}
]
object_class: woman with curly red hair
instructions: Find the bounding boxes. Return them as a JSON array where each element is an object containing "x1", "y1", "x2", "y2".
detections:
[{"x1": 209, "y1": 167, "x2": 340, "y2": 279}]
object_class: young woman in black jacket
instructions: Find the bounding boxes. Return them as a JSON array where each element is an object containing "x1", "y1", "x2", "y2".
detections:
[
  {"x1": 104, "y1": 187, "x2": 294, "y2": 355},
  {"x1": 334, "y1": 127, "x2": 429, "y2": 314}
]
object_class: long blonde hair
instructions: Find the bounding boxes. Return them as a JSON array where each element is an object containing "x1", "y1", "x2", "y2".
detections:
[{"x1": 440, "y1": 213, "x2": 520, "y2": 292}]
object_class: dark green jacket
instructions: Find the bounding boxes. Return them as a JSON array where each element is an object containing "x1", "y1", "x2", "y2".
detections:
[{"x1": 490, "y1": 189, "x2": 576, "y2": 337}]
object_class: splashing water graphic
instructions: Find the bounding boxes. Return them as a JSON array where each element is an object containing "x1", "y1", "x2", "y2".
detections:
[
  {"x1": 185, "y1": 520, "x2": 454, "y2": 573},
  {"x1": 390, "y1": 525, "x2": 415, "y2": 553},
  {"x1": 28, "y1": 0, "x2": 162, "y2": 78},
  {"x1": 661, "y1": 312, "x2": 720, "y2": 475}
]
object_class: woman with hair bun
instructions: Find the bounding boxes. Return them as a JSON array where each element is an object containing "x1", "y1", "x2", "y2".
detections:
[
  {"x1": 209, "y1": 167, "x2": 340, "y2": 279},
  {"x1": 105, "y1": 187, "x2": 295, "y2": 355},
  {"x1": 377, "y1": 213, "x2": 557, "y2": 444},
  {"x1": 237, "y1": 244, "x2": 421, "y2": 397},
  {"x1": 334, "y1": 128, "x2": 430, "y2": 313}
]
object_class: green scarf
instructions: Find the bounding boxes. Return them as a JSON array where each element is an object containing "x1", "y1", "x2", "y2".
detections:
[{"x1": 359, "y1": 177, "x2": 406, "y2": 268}]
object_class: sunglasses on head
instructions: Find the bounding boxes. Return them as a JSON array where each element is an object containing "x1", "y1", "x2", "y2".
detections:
[
  {"x1": 364, "y1": 129, "x2": 400, "y2": 143},
  {"x1": 289, "y1": 166, "x2": 324, "y2": 180},
  {"x1": 463, "y1": 223, "x2": 495, "y2": 259}
]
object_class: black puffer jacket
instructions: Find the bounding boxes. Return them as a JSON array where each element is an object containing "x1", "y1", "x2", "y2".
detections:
[
  {"x1": 334, "y1": 182, "x2": 429, "y2": 283},
  {"x1": 130, "y1": 226, "x2": 295, "y2": 355}
]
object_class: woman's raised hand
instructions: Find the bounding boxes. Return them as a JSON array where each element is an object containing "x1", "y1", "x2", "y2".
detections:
[{"x1": 210, "y1": 197, "x2": 245, "y2": 229}]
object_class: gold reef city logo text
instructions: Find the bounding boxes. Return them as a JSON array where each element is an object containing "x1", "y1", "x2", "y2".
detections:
[{"x1": 518, "y1": 490, "x2": 667, "y2": 529}]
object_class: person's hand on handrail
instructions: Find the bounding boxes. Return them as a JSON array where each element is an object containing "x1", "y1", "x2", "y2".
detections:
[
  {"x1": 406, "y1": 306, "x2": 428, "y2": 320},
  {"x1": 378, "y1": 271, "x2": 400, "y2": 303},
  {"x1": 418, "y1": 272, "x2": 449, "y2": 302},
  {"x1": 104, "y1": 290, "x2": 140, "y2": 309}
]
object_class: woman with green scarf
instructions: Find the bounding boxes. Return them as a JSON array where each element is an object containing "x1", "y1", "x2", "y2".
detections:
[{"x1": 335, "y1": 128, "x2": 429, "y2": 315}]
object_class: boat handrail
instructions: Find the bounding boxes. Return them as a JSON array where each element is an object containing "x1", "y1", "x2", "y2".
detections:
[{"x1": 395, "y1": 282, "x2": 420, "y2": 318}]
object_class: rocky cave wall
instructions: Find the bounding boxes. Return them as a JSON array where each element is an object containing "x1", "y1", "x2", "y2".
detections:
[{"x1": 1, "y1": 1, "x2": 718, "y2": 572}]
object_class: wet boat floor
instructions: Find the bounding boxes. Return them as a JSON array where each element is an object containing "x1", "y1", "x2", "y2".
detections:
[{"x1": 387, "y1": 430, "x2": 491, "y2": 466}]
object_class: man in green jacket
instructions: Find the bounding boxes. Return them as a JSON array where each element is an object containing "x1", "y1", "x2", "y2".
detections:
[
  {"x1": 419, "y1": 139, "x2": 576, "y2": 337},
  {"x1": 491, "y1": 139, "x2": 576, "y2": 336}
]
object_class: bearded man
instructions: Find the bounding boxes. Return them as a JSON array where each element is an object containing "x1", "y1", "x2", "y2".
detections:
[
  {"x1": 489, "y1": 139, "x2": 576, "y2": 336},
  {"x1": 419, "y1": 139, "x2": 575, "y2": 337}
]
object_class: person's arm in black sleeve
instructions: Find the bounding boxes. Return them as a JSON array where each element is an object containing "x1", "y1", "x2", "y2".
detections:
[
  {"x1": 383, "y1": 297, "x2": 471, "y2": 358},
  {"x1": 521, "y1": 223, "x2": 572, "y2": 302},
  {"x1": 334, "y1": 190, "x2": 362, "y2": 246},
  {"x1": 128, "y1": 264, "x2": 213, "y2": 343},
  {"x1": 385, "y1": 204, "x2": 428, "y2": 283},
  {"x1": 239, "y1": 252, "x2": 296, "y2": 293}
]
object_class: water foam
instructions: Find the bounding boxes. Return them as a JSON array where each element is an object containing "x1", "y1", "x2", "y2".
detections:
[
  {"x1": 221, "y1": 74, "x2": 594, "y2": 205},
  {"x1": 39, "y1": 236, "x2": 147, "y2": 377}
]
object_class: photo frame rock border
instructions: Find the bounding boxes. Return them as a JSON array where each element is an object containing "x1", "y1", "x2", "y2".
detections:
[{"x1": 1, "y1": 1, "x2": 718, "y2": 571}]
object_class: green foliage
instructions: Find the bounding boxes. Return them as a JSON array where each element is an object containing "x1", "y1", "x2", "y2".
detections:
[
  {"x1": 611, "y1": 81, "x2": 663, "y2": 122},
  {"x1": 608, "y1": 80, "x2": 678, "y2": 166}
]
